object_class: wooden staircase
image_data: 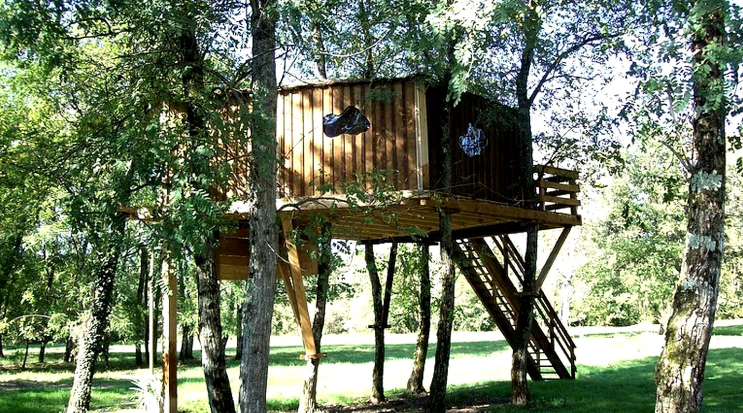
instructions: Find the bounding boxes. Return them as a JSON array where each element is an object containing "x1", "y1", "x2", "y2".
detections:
[{"x1": 453, "y1": 237, "x2": 576, "y2": 380}]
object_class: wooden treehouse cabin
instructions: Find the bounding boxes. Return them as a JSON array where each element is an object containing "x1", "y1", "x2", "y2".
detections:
[
  {"x1": 219, "y1": 77, "x2": 580, "y2": 380},
  {"x1": 142, "y1": 77, "x2": 581, "y2": 412}
]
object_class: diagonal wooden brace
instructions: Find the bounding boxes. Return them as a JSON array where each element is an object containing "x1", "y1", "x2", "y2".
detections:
[
  {"x1": 280, "y1": 216, "x2": 318, "y2": 358},
  {"x1": 535, "y1": 227, "x2": 571, "y2": 289}
]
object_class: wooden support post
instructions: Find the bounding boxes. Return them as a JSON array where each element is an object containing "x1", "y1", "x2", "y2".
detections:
[
  {"x1": 281, "y1": 217, "x2": 318, "y2": 358},
  {"x1": 535, "y1": 227, "x2": 571, "y2": 289},
  {"x1": 148, "y1": 249, "x2": 155, "y2": 373},
  {"x1": 161, "y1": 256, "x2": 177, "y2": 413}
]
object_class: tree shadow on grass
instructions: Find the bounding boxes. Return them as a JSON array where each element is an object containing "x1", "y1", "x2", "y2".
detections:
[
  {"x1": 244, "y1": 340, "x2": 511, "y2": 368},
  {"x1": 443, "y1": 347, "x2": 743, "y2": 413},
  {"x1": 0, "y1": 376, "x2": 133, "y2": 413}
]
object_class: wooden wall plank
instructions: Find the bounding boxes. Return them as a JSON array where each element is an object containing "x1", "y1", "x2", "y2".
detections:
[
  {"x1": 384, "y1": 86, "x2": 394, "y2": 183},
  {"x1": 303, "y1": 90, "x2": 313, "y2": 196},
  {"x1": 332, "y1": 86, "x2": 343, "y2": 191},
  {"x1": 415, "y1": 82, "x2": 430, "y2": 190},
  {"x1": 404, "y1": 81, "x2": 416, "y2": 190},
  {"x1": 291, "y1": 91, "x2": 303, "y2": 197},
  {"x1": 363, "y1": 85, "x2": 374, "y2": 190},
  {"x1": 352, "y1": 84, "x2": 364, "y2": 187},
  {"x1": 371, "y1": 87, "x2": 384, "y2": 180},
  {"x1": 343, "y1": 86, "x2": 354, "y2": 187},
  {"x1": 321, "y1": 87, "x2": 333, "y2": 192},
  {"x1": 312, "y1": 87, "x2": 324, "y2": 194}
]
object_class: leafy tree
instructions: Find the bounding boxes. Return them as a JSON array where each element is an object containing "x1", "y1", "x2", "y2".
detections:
[
  {"x1": 239, "y1": 1, "x2": 279, "y2": 412},
  {"x1": 572, "y1": 143, "x2": 685, "y2": 327},
  {"x1": 650, "y1": 1, "x2": 739, "y2": 411}
]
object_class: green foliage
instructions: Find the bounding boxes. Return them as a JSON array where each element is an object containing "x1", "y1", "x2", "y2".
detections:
[{"x1": 572, "y1": 143, "x2": 685, "y2": 326}]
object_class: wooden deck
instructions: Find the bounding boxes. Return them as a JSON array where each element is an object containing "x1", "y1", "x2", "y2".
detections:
[{"x1": 264, "y1": 165, "x2": 582, "y2": 243}]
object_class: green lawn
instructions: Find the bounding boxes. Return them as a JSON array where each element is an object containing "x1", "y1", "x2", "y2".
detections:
[{"x1": 0, "y1": 326, "x2": 741, "y2": 412}]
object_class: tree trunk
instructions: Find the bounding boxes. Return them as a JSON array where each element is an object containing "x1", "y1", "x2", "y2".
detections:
[
  {"x1": 364, "y1": 241, "x2": 386, "y2": 404},
  {"x1": 511, "y1": 228, "x2": 537, "y2": 405},
  {"x1": 178, "y1": 267, "x2": 194, "y2": 361},
  {"x1": 299, "y1": 229, "x2": 332, "y2": 413},
  {"x1": 307, "y1": 0, "x2": 327, "y2": 79},
  {"x1": 136, "y1": 247, "x2": 148, "y2": 366},
  {"x1": 22, "y1": 340, "x2": 29, "y2": 369},
  {"x1": 102, "y1": 335, "x2": 110, "y2": 370},
  {"x1": 357, "y1": 0, "x2": 375, "y2": 79},
  {"x1": 65, "y1": 334, "x2": 75, "y2": 363},
  {"x1": 559, "y1": 272, "x2": 572, "y2": 324},
  {"x1": 235, "y1": 300, "x2": 244, "y2": 360},
  {"x1": 39, "y1": 341, "x2": 47, "y2": 363},
  {"x1": 66, "y1": 218, "x2": 127, "y2": 413},
  {"x1": 407, "y1": 242, "x2": 431, "y2": 394},
  {"x1": 511, "y1": 1, "x2": 540, "y2": 404},
  {"x1": 239, "y1": 1, "x2": 278, "y2": 412},
  {"x1": 174, "y1": 8, "x2": 237, "y2": 409},
  {"x1": 180, "y1": 328, "x2": 194, "y2": 360},
  {"x1": 0, "y1": 334, "x2": 4, "y2": 358},
  {"x1": 429, "y1": 97, "x2": 454, "y2": 413},
  {"x1": 195, "y1": 236, "x2": 236, "y2": 413},
  {"x1": 655, "y1": 3, "x2": 726, "y2": 412}
]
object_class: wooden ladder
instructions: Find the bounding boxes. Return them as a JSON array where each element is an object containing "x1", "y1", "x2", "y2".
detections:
[{"x1": 454, "y1": 237, "x2": 576, "y2": 380}]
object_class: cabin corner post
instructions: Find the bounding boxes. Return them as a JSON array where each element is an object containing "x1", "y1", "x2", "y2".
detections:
[
  {"x1": 161, "y1": 253, "x2": 178, "y2": 413},
  {"x1": 414, "y1": 82, "x2": 429, "y2": 192},
  {"x1": 280, "y1": 215, "x2": 318, "y2": 358}
]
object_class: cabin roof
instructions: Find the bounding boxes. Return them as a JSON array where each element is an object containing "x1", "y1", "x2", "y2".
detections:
[{"x1": 278, "y1": 75, "x2": 426, "y2": 94}]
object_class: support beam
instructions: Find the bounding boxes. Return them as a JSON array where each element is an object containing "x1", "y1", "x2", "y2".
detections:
[
  {"x1": 278, "y1": 262, "x2": 300, "y2": 322},
  {"x1": 535, "y1": 227, "x2": 571, "y2": 289},
  {"x1": 161, "y1": 256, "x2": 177, "y2": 413},
  {"x1": 281, "y1": 217, "x2": 318, "y2": 358}
]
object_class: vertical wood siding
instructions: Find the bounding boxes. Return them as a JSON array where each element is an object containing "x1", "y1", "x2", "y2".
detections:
[
  {"x1": 426, "y1": 87, "x2": 521, "y2": 204},
  {"x1": 278, "y1": 79, "x2": 420, "y2": 198},
  {"x1": 276, "y1": 79, "x2": 520, "y2": 204}
]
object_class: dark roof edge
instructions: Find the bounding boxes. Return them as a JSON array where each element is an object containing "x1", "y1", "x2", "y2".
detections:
[{"x1": 277, "y1": 74, "x2": 428, "y2": 93}]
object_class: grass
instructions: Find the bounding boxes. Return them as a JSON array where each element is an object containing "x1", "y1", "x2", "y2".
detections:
[{"x1": 0, "y1": 325, "x2": 741, "y2": 412}]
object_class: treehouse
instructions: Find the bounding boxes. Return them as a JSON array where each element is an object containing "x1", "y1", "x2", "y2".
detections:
[
  {"x1": 219, "y1": 77, "x2": 580, "y2": 378},
  {"x1": 148, "y1": 77, "x2": 582, "y2": 412}
]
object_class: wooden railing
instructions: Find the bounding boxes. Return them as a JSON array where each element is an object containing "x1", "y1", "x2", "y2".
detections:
[
  {"x1": 491, "y1": 235, "x2": 577, "y2": 379},
  {"x1": 535, "y1": 165, "x2": 580, "y2": 215}
]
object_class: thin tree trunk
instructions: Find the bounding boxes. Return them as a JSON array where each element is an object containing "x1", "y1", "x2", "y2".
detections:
[
  {"x1": 429, "y1": 96, "x2": 455, "y2": 413},
  {"x1": 512, "y1": 228, "x2": 537, "y2": 405},
  {"x1": 175, "y1": 8, "x2": 236, "y2": 409},
  {"x1": 180, "y1": 327, "x2": 193, "y2": 360},
  {"x1": 308, "y1": 0, "x2": 327, "y2": 79},
  {"x1": 102, "y1": 335, "x2": 110, "y2": 370},
  {"x1": 0, "y1": 334, "x2": 4, "y2": 358},
  {"x1": 364, "y1": 241, "x2": 386, "y2": 404},
  {"x1": 299, "y1": 229, "x2": 332, "y2": 413},
  {"x1": 511, "y1": 0, "x2": 540, "y2": 404},
  {"x1": 407, "y1": 242, "x2": 430, "y2": 394},
  {"x1": 66, "y1": 216, "x2": 128, "y2": 413},
  {"x1": 240, "y1": 1, "x2": 278, "y2": 412},
  {"x1": 655, "y1": 3, "x2": 726, "y2": 412},
  {"x1": 357, "y1": 0, "x2": 375, "y2": 78},
  {"x1": 195, "y1": 236, "x2": 236, "y2": 413},
  {"x1": 136, "y1": 247, "x2": 148, "y2": 366},
  {"x1": 39, "y1": 341, "x2": 47, "y2": 363},
  {"x1": 235, "y1": 300, "x2": 244, "y2": 360},
  {"x1": 178, "y1": 266, "x2": 194, "y2": 361},
  {"x1": 65, "y1": 334, "x2": 74, "y2": 363},
  {"x1": 22, "y1": 340, "x2": 29, "y2": 369}
]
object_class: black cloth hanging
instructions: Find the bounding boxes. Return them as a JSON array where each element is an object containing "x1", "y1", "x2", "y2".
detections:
[{"x1": 323, "y1": 106, "x2": 371, "y2": 137}]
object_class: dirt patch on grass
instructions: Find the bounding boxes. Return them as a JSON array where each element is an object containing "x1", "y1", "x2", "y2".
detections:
[{"x1": 321, "y1": 392, "x2": 508, "y2": 412}]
